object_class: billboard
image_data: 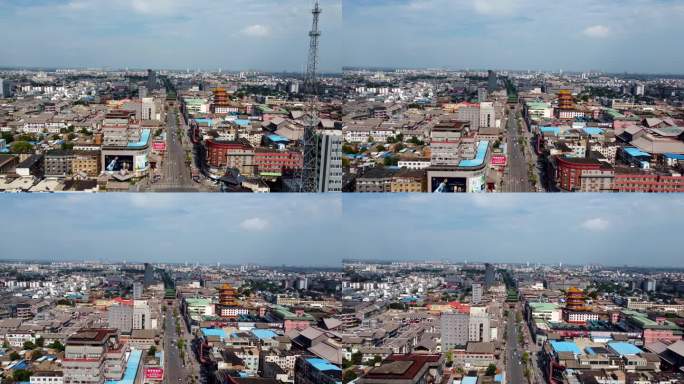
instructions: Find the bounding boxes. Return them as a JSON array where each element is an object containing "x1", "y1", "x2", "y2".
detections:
[
  {"x1": 144, "y1": 367, "x2": 164, "y2": 380},
  {"x1": 468, "y1": 175, "x2": 486, "y2": 193},
  {"x1": 134, "y1": 154, "x2": 148, "y2": 171},
  {"x1": 104, "y1": 155, "x2": 133, "y2": 172},
  {"x1": 431, "y1": 177, "x2": 466, "y2": 193},
  {"x1": 491, "y1": 155, "x2": 507, "y2": 166},
  {"x1": 152, "y1": 141, "x2": 166, "y2": 151}
]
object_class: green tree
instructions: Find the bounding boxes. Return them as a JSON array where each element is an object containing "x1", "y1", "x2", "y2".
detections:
[
  {"x1": 383, "y1": 156, "x2": 398, "y2": 167},
  {"x1": 35, "y1": 337, "x2": 44, "y2": 347},
  {"x1": 23, "y1": 341, "x2": 35, "y2": 350},
  {"x1": 485, "y1": 363, "x2": 497, "y2": 376},
  {"x1": 350, "y1": 351, "x2": 362, "y2": 365},
  {"x1": 522, "y1": 351, "x2": 529, "y2": 365},
  {"x1": 10, "y1": 141, "x2": 33, "y2": 154},
  {"x1": 9, "y1": 351, "x2": 20, "y2": 360},
  {"x1": 409, "y1": 136, "x2": 424, "y2": 146},
  {"x1": 342, "y1": 144, "x2": 357, "y2": 154},
  {"x1": 343, "y1": 370, "x2": 358, "y2": 383},
  {"x1": 31, "y1": 348, "x2": 44, "y2": 361},
  {"x1": 148, "y1": 345, "x2": 157, "y2": 356},
  {"x1": 13, "y1": 369, "x2": 32, "y2": 381},
  {"x1": 2, "y1": 132, "x2": 15, "y2": 144},
  {"x1": 48, "y1": 341, "x2": 65, "y2": 352}
]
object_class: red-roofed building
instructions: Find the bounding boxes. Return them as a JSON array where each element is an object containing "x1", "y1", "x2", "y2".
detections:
[
  {"x1": 449, "y1": 301, "x2": 471, "y2": 314},
  {"x1": 358, "y1": 354, "x2": 445, "y2": 384}
]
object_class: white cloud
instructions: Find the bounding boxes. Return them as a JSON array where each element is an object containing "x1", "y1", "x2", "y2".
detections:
[
  {"x1": 241, "y1": 24, "x2": 271, "y2": 37},
  {"x1": 581, "y1": 217, "x2": 610, "y2": 231},
  {"x1": 582, "y1": 25, "x2": 611, "y2": 38},
  {"x1": 239, "y1": 217, "x2": 271, "y2": 232}
]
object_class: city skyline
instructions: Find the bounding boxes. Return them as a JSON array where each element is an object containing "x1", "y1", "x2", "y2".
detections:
[
  {"x1": 343, "y1": 0, "x2": 684, "y2": 74},
  {"x1": 342, "y1": 194, "x2": 684, "y2": 267},
  {"x1": 0, "y1": 0, "x2": 342, "y2": 72},
  {"x1": 1, "y1": 194, "x2": 342, "y2": 265},
  {"x1": 3, "y1": 194, "x2": 684, "y2": 268}
]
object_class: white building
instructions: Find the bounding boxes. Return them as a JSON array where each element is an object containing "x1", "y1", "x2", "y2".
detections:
[{"x1": 316, "y1": 129, "x2": 342, "y2": 192}]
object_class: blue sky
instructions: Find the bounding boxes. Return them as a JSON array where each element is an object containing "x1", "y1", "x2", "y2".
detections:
[
  {"x1": 0, "y1": 193, "x2": 682, "y2": 267},
  {"x1": 0, "y1": 194, "x2": 342, "y2": 265},
  {"x1": 0, "y1": 0, "x2": 342, "y2": 72},
  {"x1": 341, "y1": 194, "x2": 684, "y2": 267},
  {"x1": 343, "y1": 0, "x2": 684, "y2": 73}
]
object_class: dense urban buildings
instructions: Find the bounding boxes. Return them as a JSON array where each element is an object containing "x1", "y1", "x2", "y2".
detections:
[{"x1": 0, "y1": 259, "x2": 681, "y2": 384}]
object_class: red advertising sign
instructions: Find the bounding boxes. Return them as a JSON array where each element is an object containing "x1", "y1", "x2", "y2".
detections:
[
  {"x1": 491, "y1": 155, "x2": 507, "y2": 166},
  {"x1": 145, "y1": 368, "x2": 164, "y2": 380},
  {"x1": 152, "y1": 141, "x2": 166, "y2": 151}
]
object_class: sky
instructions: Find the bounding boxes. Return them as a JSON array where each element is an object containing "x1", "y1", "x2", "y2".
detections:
[
  {"x1": 341, "y1": 194, "x2": 684, "y2": 267},
  {"x1": 1, "y1": 193, "x2": 682, "y2": 268},
  {"x1": 0, "y1": 194, "x2": 342, "y2": 266},
  {"x1": 0, "y1": 0, "x2": 342, "y2": 72},
  {"x1": 343, "y1": 0, "x2": 684, "y2": 73}
]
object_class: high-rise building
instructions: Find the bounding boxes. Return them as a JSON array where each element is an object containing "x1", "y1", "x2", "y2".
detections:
[
  {"x1": 296, "y1": 276, "x2": 308, "y2": 290},
  {"x1": 0, "y1": 78, "x2": 12, "y2": 99},
  {"x1": 133, "y1": 300, "x2": 151, "y2": 330},
  {"x1": 133, "y1": 282, "x2": 143, "y2": 300},
  {"x1": 484, "y1": 263, "x2": 495, "y2": 289},
  {"x1": 316, "y1": 129, "x2": 342, "y2": 192},
  {"x1": 642, "y1": 279, "x2": 657, "y2": 292},
  {"x1": 146, "y1": 69, "x2": 157, "y2": 91},
  {"x1": 143, "y1": 263, "x2": 154, "y2": 287},
  {"x1": 141, "y1": 97, "x2": 156, "y2": 121},
  {"x1": 471, "y1": 283, "x2": 482, "y2": 305},
  {"x1": 479, "y1": 102, "x2": 495, "y2": 128},
  {"x1": 107, "y1": 303, "x2": 132, "y2": 334},
  {"x1": 63, "y1": 329, "x2": 127, "y2": 384},
  {"x1": 477, "y1": 87, "x2": 488, "y2": 102},
  {"x1": 468, "y1": 314, "x2": 491, "y2": 342},
  {"x1": 487, "y1": 70, "x2": 497, "y2": 92},
  {"x1": 440, "y1": 312, "x2": 469, "y2": 349}
]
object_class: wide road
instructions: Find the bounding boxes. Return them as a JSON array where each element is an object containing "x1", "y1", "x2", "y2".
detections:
[
  {"x1": 504, "y1": 107, "x2": 533, "y2": 192},
  {"x1": 164, "y1": 305, "x2": 190, "y2": 383},
  {"x1": 153, "y1": 105, "x2": 198, "y2": 192},
  {"x1": 506, "y1": 308, "x2": 525, "y2": 384}
]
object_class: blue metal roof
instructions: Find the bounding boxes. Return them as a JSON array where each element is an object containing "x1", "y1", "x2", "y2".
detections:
[
  {"x1": 105, "y1": 349, "x2": 141, "y2": 384},
  {"x1": 201, "y1": 328, "x2": 226, "y2": 339},
  {"x1": 459, "y1": 141, "x2": 489, "y2": 167},
  {"x1": 307, "y1": 357, "x2": 340, "y2": 372},
  {"x1": 582, "y1": 127, "x2": 605, "y2": 135},
  {"x1": 193, "y1": 118, "x2": 213, "y2": 126},
  {"x1": 624, "y1": 147, "x2": 651, "y2": 158},
  {"x1": 234, "y1": 119, "x2": 250, "y2": 127},
  {"x1": 251, "y1": 329, "x2": 277, "y2": 340},
  {"x1": 664, "y1": 153, "x2": 684, "y2": 160},
  {"x1": 540, "y1": 126, "x2": 561, "y2": 135},
  {"x1": 462, "y1": 377, "x2": 478, "y2": 384},
  {"x1": 550, "y1": 341, "x2": 582, "y2": 355},
  {"x1": 127, "y1": 129, "x2": 150, "y2": 149},
  {"x1": 608, "y1": 342, "x2": 642, "y2": 356},
  {"x1": 266, "y1": 134, "x2": 289, "y2": 143}
]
